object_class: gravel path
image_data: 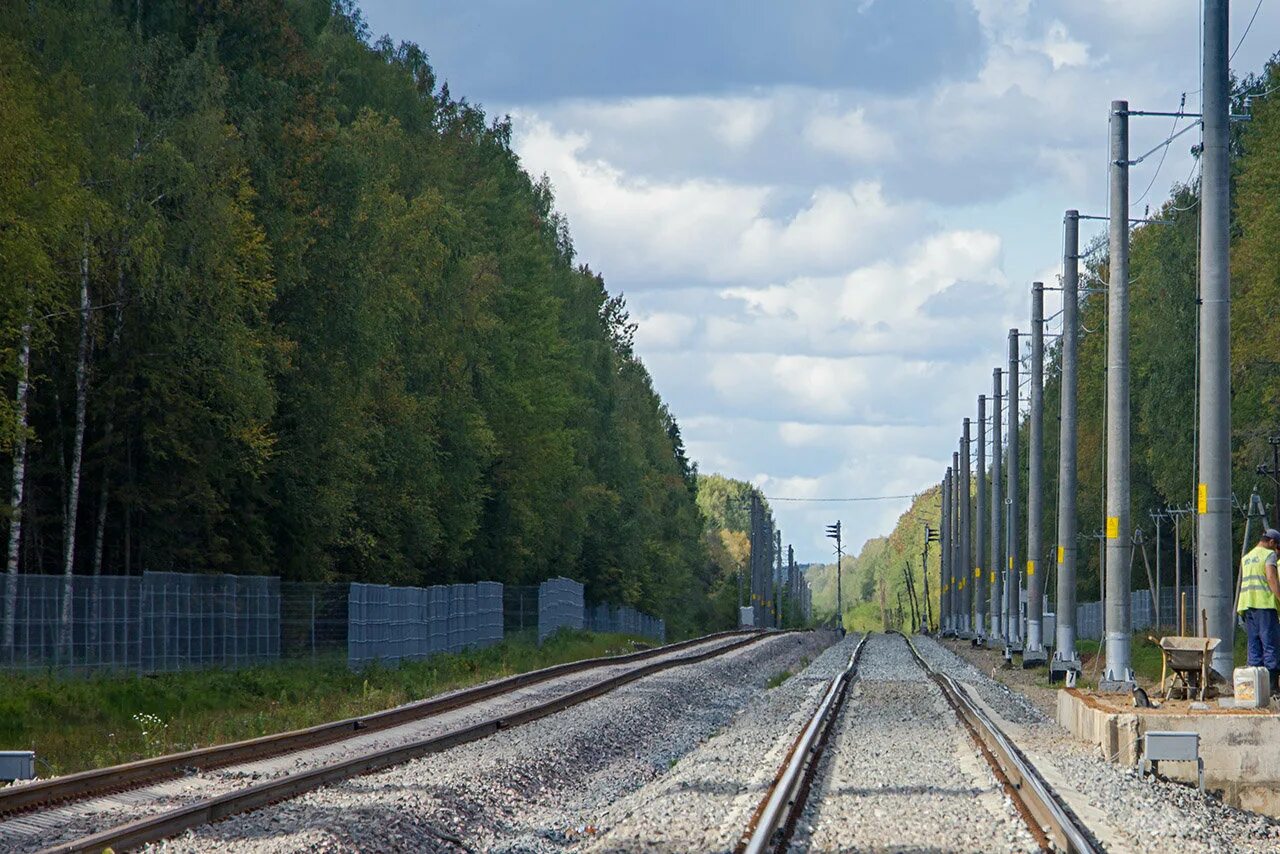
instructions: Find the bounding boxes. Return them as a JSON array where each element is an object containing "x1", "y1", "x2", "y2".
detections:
[
  {"x1": 790, "y1": 633, "x2": 1037, "y2": 853},
  {"x1": 144, "y1": 631, "x2": 834, "y2": 853},
  {"x1": 913, "y1": 634, "x2": 1280, "y2": 853},
  {"x1": 0, "y1": 634, "x2": 751, "y2": 854}
]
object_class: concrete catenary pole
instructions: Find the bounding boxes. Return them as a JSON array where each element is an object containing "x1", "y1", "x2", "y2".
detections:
[
  {"x1": 1007, "y1": 329, "x2": 1022, "y2": 648},
  {"x1": 952, "y1": 451, "x2": 962, "y2": 633},
  {"x1": 1053, "y1": 210, "x2": 1082, "y2": 677},
  {"x1": 1025, "y1": 282, "x2": 1047, "y2": 664},
  {"x1": 961, "y1": 420, "x2": 973, "y2": 635},
  {"x1": 1198, "y1": 0, "x2": 1233, "y2": 680},
  {"x1": 941, "y1": 467, "x2": 952, "y2": 633},
  {"x1": 976, "y1": 395, "x2": 988, "y2": 640},
  {"x1": 1103, "y1": 99, "x2": 1135, "y2": 689},
  {"x1": 991, "y1": 368, "x2": 1004, "y2": 642}
]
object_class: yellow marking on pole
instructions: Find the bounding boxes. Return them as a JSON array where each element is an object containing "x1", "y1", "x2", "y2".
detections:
[
  {"x1": 1198, "y1": 483, "x2": 1208, "y2": 514},
  {"x1": 989, "y1": 570, "x2": 995, "y2": 584},
  {"x1": 1008, "y1": 556, "x2": 1013, "y2": 570},
  {"x1": 1106, "y1": 516, "x2": 1119, "y2": 539},
  {"x1": 974, "y1": 567, "x2": 981, "y2": 579},
  {"x1": 1057, "y1": 545, "x2": 1065, "y2": 564},
  {"x1": 1027, "y1": 560, "x2": 1036, "y2": 577}
]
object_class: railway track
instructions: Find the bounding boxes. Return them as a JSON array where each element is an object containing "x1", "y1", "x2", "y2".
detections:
[
  {"x1": 2, "y1": 630, "x2": 769, "y2": 854},
  {"x1": 736, "y1": 634, "x2": 869, "y2": 854},
  {"x1": 740, "y1": 632, "x2": 1101, "y2": 853}
]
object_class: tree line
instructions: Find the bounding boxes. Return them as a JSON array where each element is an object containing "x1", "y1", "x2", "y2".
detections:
[
  {"x1": 0, "y1": 1, "x2": 718, "y2": 645},
  {"x1": 814, "y1": 52, "x2": 1280, "y2": 627}
]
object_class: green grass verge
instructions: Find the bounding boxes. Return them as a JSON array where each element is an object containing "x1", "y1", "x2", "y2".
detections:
[
  {"x1": 1074, "y1": 630, "x2": 1248, "y2": 688},
  {"x1": 0, "y1": 629, "x2": 653, "y2": 776}
]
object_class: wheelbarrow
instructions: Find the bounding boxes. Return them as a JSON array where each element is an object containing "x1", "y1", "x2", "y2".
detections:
[{"x1": 1156, "y1": 636, "x2": 1221, "y2": 701}]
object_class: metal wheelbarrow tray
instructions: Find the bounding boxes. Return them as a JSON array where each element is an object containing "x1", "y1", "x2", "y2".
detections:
[{"x1": 1157, "y1": 636, "x2": 1221, "y2": 701}]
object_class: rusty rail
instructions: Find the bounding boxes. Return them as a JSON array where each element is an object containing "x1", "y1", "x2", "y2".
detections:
[
  {"x1": 2, "y1": 629, "x2": 754, "y2": 819},
  {"x1": 900, "y1": 634, "x2": 1100, "y2": 854},
  {"x1": 736, "y1": 633, "x2": 868, "y2": 854}
]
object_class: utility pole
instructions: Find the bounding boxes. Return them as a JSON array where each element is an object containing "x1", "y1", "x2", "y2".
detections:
[
  {"x1": 953, "y1": 450, "x2": 962, "y2": 635},
  {"x1": 990, "y1": 367, "x2": 1004, "y2": 645},
  {"x1": 1025, "y1": 283, "x2": 1047, "y2": 666},
  {"x1": 1198, "y1": 0, "x2": 1233, "y2": 681},
  {"x1": 976, "y1": 395, "x2": 988, "y2": 642},
  {"x1": 826, "y1": 521, "x2": 844, "y2": 634},
  {"x1": 1102, "y1": 99, "x2": 1135, "y2": 691},
  {"x1": 787, "y1": 544, "x2": 797, "y2": 627},
  {"x1": 1052, "y1": 210, "x2": 1083, "y2": 681},
  {"x1": 774, "y1": 528, "x2": 783, "y2": 628},
  {"x1": 749, "y1": 491, "x2": 764, "y2": 628},
  {"x1": 941, "y1": 468, "x2": 952, "y2": 634},
  {"x1": 1007, "y1": 329, "x2": 1022, "y2": 652},
  {"x1": 960, "y1": 421, "x2": 973, "y2": 637},
  {"x1": 923, "y1": 523, "x2": 938, "y2": 632}
]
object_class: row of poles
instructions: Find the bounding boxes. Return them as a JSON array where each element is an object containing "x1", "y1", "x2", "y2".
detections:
[
  {"x1": 747, "y1": 492, "x2": 812, "y2": 629},
  {"x1": 935, "y1": 0, "x2": 1234, "y2": 686}
]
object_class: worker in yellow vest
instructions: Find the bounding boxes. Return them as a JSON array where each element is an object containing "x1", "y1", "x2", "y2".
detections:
[{"x1": 1238, "y1": 528, "x2": 1280, "y2": 691}]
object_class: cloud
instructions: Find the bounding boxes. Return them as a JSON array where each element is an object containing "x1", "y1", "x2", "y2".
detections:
[
  {"x1": 389, "y1": 0, "x2": 1280, "y2": 561},
  {"x1": 514, "y1": 118, "x2": 922, "y2": 287},
  {"x1": 634, "y1": 311, "x2": 697, "y2": 351},
  {"x1": 803, "y1": 106, "x2": 894, "y2": 162}
]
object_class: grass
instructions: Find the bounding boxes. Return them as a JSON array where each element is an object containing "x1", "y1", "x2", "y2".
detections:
[
  {"x1": 765, "y1": 669, "x2": 794, "y2": 689},
  {"x1": 1073, "y1": 630, "x2": 1248, "y2": 689},
  {"x1": 0, "y1": 629, "x2": 652, "y2": 777},
  {"x1": 765, "y1": 656, "x2": 810, "y2": 689}
]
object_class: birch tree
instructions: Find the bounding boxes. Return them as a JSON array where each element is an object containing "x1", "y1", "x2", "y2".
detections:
[
  {"x1": 3, "y1": 315, "x2": 32, "y2": 655},
  {"x1": 57, "y1": 223, "x2": 91, "y2": 660}
]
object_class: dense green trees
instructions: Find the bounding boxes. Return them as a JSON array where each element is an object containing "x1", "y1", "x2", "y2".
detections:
[{"x1": 0, "y1": 2, "x2": 714, "y2": 638}]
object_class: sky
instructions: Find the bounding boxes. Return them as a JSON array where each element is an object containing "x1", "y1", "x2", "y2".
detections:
[{"x1": 357, "y1": 0, "x2": 1280, "y2": 563}]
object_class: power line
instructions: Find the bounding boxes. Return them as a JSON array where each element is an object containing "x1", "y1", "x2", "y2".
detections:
[
  {"x1": 765, "y1": 493, "x2": 917, "y2": 503},
  {"x1": 1132, "y1": 94, "x2": 1189, "y2": 208},
  {"x1": 1231, "y1": 0, "x2": 1265, "y2": 63}
]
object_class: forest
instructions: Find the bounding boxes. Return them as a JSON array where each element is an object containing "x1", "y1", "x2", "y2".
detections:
[
  {"x1": 0, "y1": 1, "x2": 727, "y2": 638},
  {"x1": 813, "y1": 52, "x2": 1280, "y2": 629}
]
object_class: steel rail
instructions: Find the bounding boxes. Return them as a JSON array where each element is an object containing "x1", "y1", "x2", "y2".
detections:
[
  {"x1": 900, "y1": 634, "x2": 1101, "y2": 854},
  {"x1": 2, "y1": 629, "x2": 753, "y2": 819},
  {"x1": 36, "y1": 631, "x2": 779, "y2": 854},
  {"x1": 736, "y1": 633, "x2": 869, "y2": 854}
]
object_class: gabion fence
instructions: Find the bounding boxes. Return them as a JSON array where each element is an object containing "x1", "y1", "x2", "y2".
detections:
[
  {"x1": 537, "y1": 577, "x2": 584, "y2": 640},
  {"x1": 1, "y1": 572, "x2": 278, "y2": 672},
  {"x1": 585, "y1": 602, "x2": 665, "y2": 641},
  {"x1": 2, "y1": 572, "x2": 666, "y2": 675},
  {"x1": 347, "y1": 581, "x2": 503, "y2": 667}
]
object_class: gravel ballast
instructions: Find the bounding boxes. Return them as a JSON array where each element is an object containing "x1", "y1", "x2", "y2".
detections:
[
  {"x1": 790, "y1": 633, "x2": 1037, "y2": 853},
  {"x1": 580, "y1": 633, "x2": 859, "y2": 852},
  {"x1": 915, "y1": 635, "x2": 1280, "y2": 853},
  {"x1": 145, "y1": 630, "x2": 834, "y2": 853},
  {"x1": 0, "y1": 634, "x2": 754, "y2": 854}
]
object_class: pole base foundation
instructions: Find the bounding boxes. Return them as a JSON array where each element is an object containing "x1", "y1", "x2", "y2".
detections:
[
  {"x1": 1048, "y1": 653, "x2": 1082, "y2": 684},
  {"x1": 957, "y1": 630, "x2": 974, "y2": 640},
  {"x1": 1098, "y1": 676, "x2": 1137, "y2": 694},
  {"x1": 1021, "y1": 648, "x2": 1047, "y2": 668},
  {"x1": 971, "y1": 634, "x2": 986, "y2": 648}
]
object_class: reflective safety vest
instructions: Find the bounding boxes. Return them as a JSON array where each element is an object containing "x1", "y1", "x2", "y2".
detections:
[{"x1": 1238, "y1": 545, "x2": 1279, "y2": 612}]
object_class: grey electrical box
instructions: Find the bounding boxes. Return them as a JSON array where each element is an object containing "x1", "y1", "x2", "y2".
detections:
[
  {"x1": 0, "y1": 751, "x2": 34, "y2": 782},
  {"x1": 1146, "y1": 731, "x2": 1199, "y2": 761},
  {"x1": 1143, "y1": 731, "x2": 1203, "y2": 791}
]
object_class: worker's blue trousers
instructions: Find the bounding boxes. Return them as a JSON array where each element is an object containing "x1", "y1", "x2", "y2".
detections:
[{"x1": 1243, "y1": 607, "x2": 1280, "y2": 673}]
